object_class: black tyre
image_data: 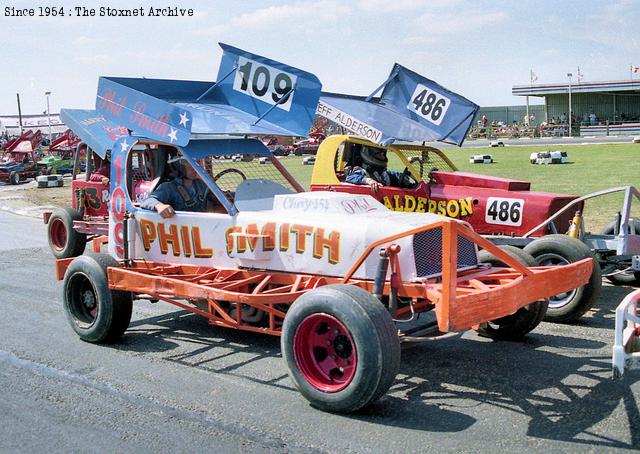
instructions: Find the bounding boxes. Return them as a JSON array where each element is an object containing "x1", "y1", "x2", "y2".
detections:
[
  {"x1": 476, "y1": 245, "x2": 548, "y2": 340},
  {"x1": 600, "y1": 219, "x2": 640, "y2": 286},
  {"x1": 62, "y1": 253, "x2": 132, "y2": 343},
  {"x1": 9, "y1": 171, "x2": 19, "y2": 185},
  {"x1": 47, "y1": 208, "x2": 87, "y2": 259},
  {"x1": 524, "y1": 234, "x2": 602, "y2": 323},
  {"x1": 282, "y1": 284, "x2": 400, "y2": 413}
]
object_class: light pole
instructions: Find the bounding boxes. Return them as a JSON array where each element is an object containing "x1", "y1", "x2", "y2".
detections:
[
  {"x1": 566, "y1": 73, "x2": 572, "y2": 137},
  {"x1": 45, "y1": 91, "x2": 52, "y2": 146}
]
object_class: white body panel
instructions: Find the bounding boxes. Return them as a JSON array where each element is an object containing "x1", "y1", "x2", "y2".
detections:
[{"x1": 115, "y1": 191, "x2": 462, "y2": 281}]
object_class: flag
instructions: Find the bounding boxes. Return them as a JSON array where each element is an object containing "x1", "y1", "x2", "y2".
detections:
[
  {"x1": 530, "y1": 70, "x2": 538, "y2": 83},
  {"x1": 632, "y1": 65, "x2": 640, "y2": 73}
]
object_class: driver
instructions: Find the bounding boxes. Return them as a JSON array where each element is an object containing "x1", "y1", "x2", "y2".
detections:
[
  {"x1": 345, "y1": 146, "x2": 415, "y2": 192},
  {"x1": 141, "y1": 156, "x2": 220, "y2": 218}
]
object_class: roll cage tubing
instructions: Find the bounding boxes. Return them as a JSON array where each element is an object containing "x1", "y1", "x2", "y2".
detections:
[{"x1": 124, "y1": 136, "x2": 304, "y2": 216}]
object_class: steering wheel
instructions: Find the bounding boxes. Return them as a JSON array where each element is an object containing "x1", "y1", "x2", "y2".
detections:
[
  {"x1": 212, "y1": 168, "x2": 247, "y2": 182},
  {"x1": 427, "y1": 167, "x2": 439, "y2": 183},
  {"x1": 401, "y1": 167, "x2": 418, "y2": 188}
]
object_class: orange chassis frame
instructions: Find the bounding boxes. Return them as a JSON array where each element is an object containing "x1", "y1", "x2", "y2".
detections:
[{"x1": 55, "y1": 220, "x2": 593, "y2": 337}]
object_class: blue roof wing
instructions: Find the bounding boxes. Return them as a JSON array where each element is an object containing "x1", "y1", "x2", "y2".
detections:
[
  {"x1": 59, "y1": 108, "x2": 130, "y2": 158},
  {"x1": 95, "y1": 43, "x2": 321, "y2": 142},
  {"x1": 201, "y1": 43, "x2": 322, "y2": 137},
  {"x1": 96, "y1": 77, "x2": 193, "y2": 147},
  {"x1": 318, "y1": 64, "x2": 478, "y2": 146}
]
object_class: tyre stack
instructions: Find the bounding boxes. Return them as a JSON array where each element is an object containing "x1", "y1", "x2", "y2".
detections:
[
  {"x1": 530, "y1": 150, "x2": 568, "y2": 165},
  {"x1": 37, "y1": 174, "x2": 64, "y2": 188},
  {"x1": 469, "y1": 154, "x2": 493, "y2": 164}
]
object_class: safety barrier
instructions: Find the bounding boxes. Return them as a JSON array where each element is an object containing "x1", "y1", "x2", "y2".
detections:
[{"x1": 612, "y1": 289, "x2": 640, "y2": 378}]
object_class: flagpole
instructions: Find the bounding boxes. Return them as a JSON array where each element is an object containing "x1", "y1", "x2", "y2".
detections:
[{"x1": 526, "y1": 70, "x2": 531, "y2": 128}]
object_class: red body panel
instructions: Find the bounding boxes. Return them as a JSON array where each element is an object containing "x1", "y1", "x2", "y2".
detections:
[
  {"x1": 71, "y1": 179, "x2": 110, "y2": 217},
  {"x1": 311, "y1": 171, "x2": 580, "y2": 237},
  {"x1": 49, "y1": 129, "x2": 80, "y2": 152},
  {"x1": 2, "y1": 130, "x2": 42, "y2": 152}
]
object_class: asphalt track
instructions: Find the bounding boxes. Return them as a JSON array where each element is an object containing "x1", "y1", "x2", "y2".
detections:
[{"x1": 0, "y1": 209, "x2": 639, "y2": 453}]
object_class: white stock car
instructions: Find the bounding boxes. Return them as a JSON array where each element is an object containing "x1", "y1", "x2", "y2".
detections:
[{"x1": 54, "y1": 43, "x2": 592, "y2": 414}]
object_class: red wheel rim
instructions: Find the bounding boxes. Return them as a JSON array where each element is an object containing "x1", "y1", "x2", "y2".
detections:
[
  {"x1": 50, "y1": 219, "x2": 67, "y2": 251},
  {"x1": 293, "y1": 313, "x2": 357, "y2": 393}
]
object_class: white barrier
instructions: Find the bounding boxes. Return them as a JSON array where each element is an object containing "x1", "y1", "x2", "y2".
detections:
[
  {"x1": 530, "y1": 150, "x2": 568, "y2": 165},
  {"x1": 612, "y1": 289, "x2": 640, "y2": 378},
  {"x1": 469, "y1": 154, "x2": 493, "y2": 164},
  {"x1": 36, "y1": 174, "x2": 64, "y2": 188}
]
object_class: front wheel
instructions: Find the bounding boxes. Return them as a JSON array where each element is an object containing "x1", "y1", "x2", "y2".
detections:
[
  {"x1": 476, "y1": 245, "x2": 548, "y2": 340},
  {"x1": 9, "y1": 171, "x2": 20, "y2": 185},
  {"x1": 524, "y1": 234, "x2": 601, "y2": 323},
  {"x1": 63, "y1": 253, "x2": 132, "y2": 343},
  {"x1": 282, "y1": 284, "x2": 400, "y2": 413}
]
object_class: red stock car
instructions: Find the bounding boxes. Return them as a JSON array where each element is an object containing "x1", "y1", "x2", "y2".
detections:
[
  {"x1": 0, "y1": 150, "x2": 43, "y2": 185},
  {"x1": 310, "y1": 135, "x2": 603, "y2": 323}
]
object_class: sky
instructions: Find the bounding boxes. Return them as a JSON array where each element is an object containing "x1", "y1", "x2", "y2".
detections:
[{"x1": 1, "y1": 0, "x2": 639, "y2": 115}]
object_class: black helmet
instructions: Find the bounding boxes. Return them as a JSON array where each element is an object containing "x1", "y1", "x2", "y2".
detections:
[
  {"x1": 167, "y1": 155, "x2": 188, "y2": 175},
  {"x1": 361, "y1": 146, "x2": 388, "y2": 168}
]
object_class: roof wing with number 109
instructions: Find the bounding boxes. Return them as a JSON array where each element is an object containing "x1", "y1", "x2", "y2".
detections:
[{"x1": 95, "y1": 43, "x2": 322, "y2": 146}]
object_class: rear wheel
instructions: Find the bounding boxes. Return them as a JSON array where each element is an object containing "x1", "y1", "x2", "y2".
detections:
[
  {"x1": 47, "y1": 208, "x2": 87, "y2": 259},
  {"x1": 476, "y1": 246, "x2": 548, "y2": 340},
  {"x1": 600, "y1": 219, "x2": 640, "y2": 286},
  {"x1": 9, "y1": 171, "x2": 20, "y2": 185},
  {"x1": 282, "y1": 284, "x2": 400, "y2": 413},
  {"x1": 63, "y1": 253, "x2": 132, "y2": 343},
  {"x1": 524, "y1": 234, "x2": 601, "y2": 323}
]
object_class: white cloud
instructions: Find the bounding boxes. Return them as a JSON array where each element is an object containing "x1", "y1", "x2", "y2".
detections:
[
  {"x1": 71, "y1": 36, "x2": 104, "y2": 46},
  {"x1": 193, "y1": 1, "x2": 351, "y2": 36},
  {"x1": 583, "y1": 0, "x2": 640, "y2": 52},
  {"x1": 357, "y1": 0, "x2": 461, "y2": 13},
  {"x1": 412, "y1": 10, "x2": 507, "y2": 35},
  {"x1": 402, "y1": 35, "x2": 442, "y2": 45},
  {"x1": 403, "y1": 9, "x2": 507, "y2": 45}
]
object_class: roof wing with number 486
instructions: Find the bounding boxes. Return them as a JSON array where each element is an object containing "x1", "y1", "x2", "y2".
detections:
[{"x1": 317, "y1": 64, "x2": 478, "y2": 146}]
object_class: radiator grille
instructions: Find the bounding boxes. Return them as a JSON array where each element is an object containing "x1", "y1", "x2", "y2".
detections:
[{"x1": 413, "y1": 229, "x2": 479, "y2": 278}]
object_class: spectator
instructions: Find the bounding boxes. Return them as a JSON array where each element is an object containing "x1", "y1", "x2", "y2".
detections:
[{"x1": 589, "y1": 112, "x2": 597, "y2": 126}]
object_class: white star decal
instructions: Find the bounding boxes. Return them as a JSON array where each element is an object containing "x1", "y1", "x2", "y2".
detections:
[
  {"x1": 167, "y1": 127, "x2": 178, "y2": 143},
  {"x1": 179, "y1": 111, "x2": 190, "y2": 127},
  {"x1": 120, "y1": 139, "x2": 129, "y2": 151}
]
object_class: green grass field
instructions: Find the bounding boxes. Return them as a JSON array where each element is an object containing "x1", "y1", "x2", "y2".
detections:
[{"x1": 278, "y1": 142, "x2": 640, "y2": 231}]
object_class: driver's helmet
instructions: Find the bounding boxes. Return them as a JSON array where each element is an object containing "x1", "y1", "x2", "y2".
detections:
[
  {"x1": 167, "y1": 155, "x2": 188, "y2": 176},
  {"x1": 361, "y1": 146, "x2": 388, "y2": 168}
]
